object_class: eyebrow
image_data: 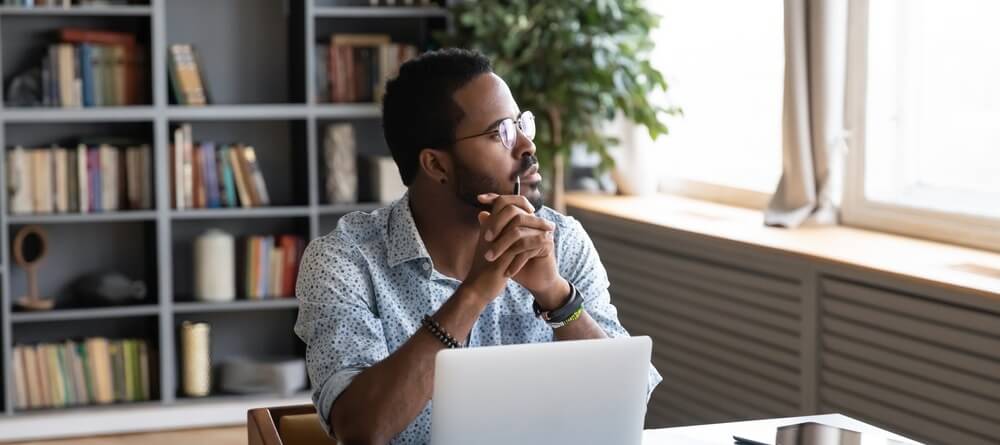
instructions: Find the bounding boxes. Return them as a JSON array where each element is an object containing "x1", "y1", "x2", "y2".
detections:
[{"x1": 480, "y1": 111, "x2": 522, "y2": 133}]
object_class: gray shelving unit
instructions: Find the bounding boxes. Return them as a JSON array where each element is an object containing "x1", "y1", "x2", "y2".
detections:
[{"x1": 0, "y1": 0, "x2": 448, "y2": 423}]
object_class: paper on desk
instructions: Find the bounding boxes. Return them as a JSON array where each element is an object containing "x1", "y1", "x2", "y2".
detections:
[{"x1": 641, "y1": 415, "x2": 922, "y2": 445}]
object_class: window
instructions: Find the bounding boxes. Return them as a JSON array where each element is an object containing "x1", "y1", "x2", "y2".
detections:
[
  {"x1": 844, "y1": 0, "x2": 1000, "y2": 250},
  {"x1": 644, "y1": 0, "x2": 784, "y2": 206}
]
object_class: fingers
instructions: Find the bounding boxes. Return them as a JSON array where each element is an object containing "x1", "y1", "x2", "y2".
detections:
[
  {"x1": 478, "y1": 193, "x2": 534, "y2": 216},
  {"x1": 485, "y1": 227, "x2": 553, "y2": 262},
  {"x1": 483, "y1": 206, "x2": 555, "y2": 243},
  {"x1": 505, "y1": 248, "x2": 540, "y2": 277}
]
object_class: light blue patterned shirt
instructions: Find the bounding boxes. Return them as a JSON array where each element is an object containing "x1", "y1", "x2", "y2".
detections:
[{"x1": 294, "y1": 193, "x2": 662, "y2": 444}]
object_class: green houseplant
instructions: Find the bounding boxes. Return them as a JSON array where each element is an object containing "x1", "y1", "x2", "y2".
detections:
[{"x1": 438, "y1": 0, "x2": 678, "y2": 209}]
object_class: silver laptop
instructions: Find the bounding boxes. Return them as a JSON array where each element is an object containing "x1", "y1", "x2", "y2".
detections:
[{"x1": 430, "y1": 336, "x2": 653, "y2": 445}]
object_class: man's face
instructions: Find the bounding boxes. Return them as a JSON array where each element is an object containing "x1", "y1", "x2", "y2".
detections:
[{"x1": 448, "y1": 73, "x2": 543, "y2": 211}]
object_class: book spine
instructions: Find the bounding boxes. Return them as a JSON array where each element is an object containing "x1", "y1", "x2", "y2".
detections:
[
  {"x1": 201, "y1": 142, "x2": 219, "y2": 208},
  {"x1": 88, "y1": 147, "x2": 101, "y2": 213},
  {"x1": 77, "y1": 144, "x2": 90, "y2": 213},
  {"x1": 242, "y1": 146, "x2": 270, "y2": 206},
  {"x1": 79, "y1": 43, "x2": 94, "y2": 107}
]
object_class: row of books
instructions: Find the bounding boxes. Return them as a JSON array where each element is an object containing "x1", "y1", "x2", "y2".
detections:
[
  {"x1": 12, "y1": 338, "x2": 152, "y2": 411},
  {"x1": 40, "y1": 28, "x2": 146, "y2": 108},
  {"x1": 8, "y1": 144, "x2": 152, "y2": 215},
  {"x1": 244, "y1": 235, "x2": 305, "y2": 299},
  {"x1": 317, "y1": 34, "x2": 419, "y2": 104},
  {"x1": 171, "y1": 124, "x2": 271, "y2": 209},
  {"x1": 1, "y1": 0, "x2": 137, "y2": 6}
]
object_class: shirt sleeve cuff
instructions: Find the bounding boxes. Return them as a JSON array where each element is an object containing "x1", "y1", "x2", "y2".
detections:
[{"x1": 313, "y1": 367, "x2": 365, "y2": 438}]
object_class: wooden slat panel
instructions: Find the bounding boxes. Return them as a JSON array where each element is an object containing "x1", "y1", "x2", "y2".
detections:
[
  {"x1": 822, "y1": 299, "x2": 1000, "y2": 360},
  {"x1": 823, "y1": 352, "x2": 1000, "y2": 422},
  {"x1": 607, "y1": 263, "x2": 799, "y2": 334},
  {"x1": 823, "y1": 317, "x2": 1000, "y2": 380},
  {"x1": 619, "y1": 300, "x2": 799, "y2": 372},
  {"x1": 595, "y1": 237, "x2": 801, "y2": 304},
  {"x1": 611, "y1": 278, "x2": 800, "y2": 353},
  {"x1": 658, "y1": 353, "x2": 798, "y2": 416},
  {"x1": 823, "y1": 278, "x2": 1000, "y2": 334},
  {"x1": 823, "y1": 335, "x2": 1000, "y2": 404},
  {"x1": 821, "y1": 373, "x2": 998, "y2": 444}
]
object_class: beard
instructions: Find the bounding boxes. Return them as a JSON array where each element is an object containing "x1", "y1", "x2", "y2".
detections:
[{"x1": 453, "y1": 155, "x2": 544, "y2": 213}]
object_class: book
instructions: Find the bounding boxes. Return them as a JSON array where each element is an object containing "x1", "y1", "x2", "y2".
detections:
[
  {"x1": 218, "y1": 145, "x2": 238, "y2": 207},
  {"x1": 67, "y1": 147, "x2": 78, "y2": 212},
  {"x1": 201, "y1": 142, "x2": 220, "y2": 208},
  {"x1": 99, "y1": 144, "x2": 119, "y2": 211},
  {"x1": 53, "y1": 146, "x2": 69, "y2": 213},
  {"x1": 32, "y1": 149, "x2": 53, "y2": 213},
  {"x1": 316, "y1": 44, "x2": 329, "y2": 103},
  {"x1": 241, "y1": 146, "x2": 270, "y2": 206},
  {"x1": 138, "y1": 341, "x2": 151, "y2": 401},
  {"x1": 191, "y1": 141, "x2": 204, "y2": 208},
  {"x1": 13, "y1": 346, "x2": 28, "y2": 410},
  {"x1": 168, "y1": 44, "x2": 208, "y2": 105},
  {"x1": 85, "y1": 337, "x2": 114, "y2": 404},
  {"x1": 77, "y1": 144, "x2": 90, "y2": 213},
  {"x1": 228, "y1": 145, "x2": 253, "y2": 208},
  {"x1": 77, "y1": 342, "x2": 95, "y2": 404},
  {"x1": 88, "y1": 147, "x2": 101, "y2": 212},
  {"x1": 270, "y1": 246, "x2": 284, "y2": 297},
  {"x1": 182, "y1": 124, "x2": 194, "y2": 207},
  {"x1": 24, "y1": 346, "x2": 41, "y2": 409}
]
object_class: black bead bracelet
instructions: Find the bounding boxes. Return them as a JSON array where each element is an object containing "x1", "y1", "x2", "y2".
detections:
[{"x1": 422, "y1": 314, "x2": 462, "y2": 349}]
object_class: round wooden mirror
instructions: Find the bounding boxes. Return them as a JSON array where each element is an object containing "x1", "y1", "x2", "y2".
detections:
[{"x1": 13, "y1": 225, "x2": 53, "y2": 311}]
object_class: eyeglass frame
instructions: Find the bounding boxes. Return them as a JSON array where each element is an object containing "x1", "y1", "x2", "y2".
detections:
[{"x1": 452, "y1": 110, "x2": 535, "y2": 150}]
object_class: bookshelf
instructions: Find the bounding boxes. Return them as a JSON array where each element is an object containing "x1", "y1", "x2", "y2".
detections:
[{"x1": 0, "y1": 0, "x2": 449, "y2": 439}]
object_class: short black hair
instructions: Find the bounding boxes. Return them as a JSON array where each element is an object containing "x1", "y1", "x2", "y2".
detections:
[{"x1": 382, "y1": 48, "x2": 493, "y2": 186}]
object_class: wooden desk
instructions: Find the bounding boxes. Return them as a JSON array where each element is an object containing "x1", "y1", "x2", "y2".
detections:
[{"x1": 642, "y1": 414, "x2": 922, "y2": 444}]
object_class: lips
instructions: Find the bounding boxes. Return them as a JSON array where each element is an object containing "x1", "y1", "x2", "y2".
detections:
[{"x1": 520, "y1": 165, "x2": 541, "y2": 183}]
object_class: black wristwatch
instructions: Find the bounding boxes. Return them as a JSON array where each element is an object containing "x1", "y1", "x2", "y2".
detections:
[{"x1": 532, "y1": 282, "x2": 584, "y2": 328}]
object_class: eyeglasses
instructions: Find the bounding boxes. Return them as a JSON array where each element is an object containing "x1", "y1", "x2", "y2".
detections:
[{"x1": 454, "y1": 111, "x2": 535, "y2": 150}]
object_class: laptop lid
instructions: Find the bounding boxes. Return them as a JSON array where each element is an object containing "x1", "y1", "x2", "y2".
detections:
[{"x1": 430, "y1": 336, "x2": 653, "y2": 445}]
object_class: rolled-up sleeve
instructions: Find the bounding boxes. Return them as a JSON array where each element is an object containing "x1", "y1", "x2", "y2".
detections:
[
  {"x1": 556, "y1": 216, "x2": 664, "y2": 400},
  {"x1": 293, "y1": 234, "x2": 389, "y2": 437}
]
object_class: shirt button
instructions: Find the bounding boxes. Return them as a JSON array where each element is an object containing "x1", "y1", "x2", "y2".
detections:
[{"x1": 422, "y1": 262, "x2": 431, "y2": 271}]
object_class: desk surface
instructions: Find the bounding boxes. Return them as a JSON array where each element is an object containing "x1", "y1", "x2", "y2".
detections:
[{"x1": 642, "y1": 414, "x2": 922, "y2": 445}]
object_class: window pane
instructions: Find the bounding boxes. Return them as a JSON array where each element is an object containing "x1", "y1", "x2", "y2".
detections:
[
  {"x1": 865, "y1": 0, "x2": 1000, "y2": 218},
  {"x1": 648, "y1": 0, "x2": 784, "y2": 193}
]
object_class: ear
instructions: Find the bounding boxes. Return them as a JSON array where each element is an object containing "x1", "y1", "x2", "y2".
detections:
[{"x1": 418, "y1": 148, "x2": 453, "y2": 185}]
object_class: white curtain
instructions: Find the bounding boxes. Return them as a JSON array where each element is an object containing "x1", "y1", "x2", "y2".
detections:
[{"x1": 765, "y1": 0, "x2": 849, "y2": 227}]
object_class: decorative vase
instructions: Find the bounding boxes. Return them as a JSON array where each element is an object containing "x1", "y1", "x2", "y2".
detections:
[
  {"x1": 181, "y1": 321, "x2": 211, "y2": 397},
  {"x1": 193, "y1": 229, "x2": 235, "y2": 302},
  {"x1": 611, "y1": 120, "x2": 661, "y2": 196}
]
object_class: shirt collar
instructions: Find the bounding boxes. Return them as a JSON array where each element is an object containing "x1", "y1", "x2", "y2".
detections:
[{"x1": 386, "y1": 191, "x2": 433, "y2": 268}]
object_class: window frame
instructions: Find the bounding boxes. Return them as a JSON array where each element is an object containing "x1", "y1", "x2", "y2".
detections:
[{"x1": 841, "y1": 0, "x2": 1000, "y2": 252}]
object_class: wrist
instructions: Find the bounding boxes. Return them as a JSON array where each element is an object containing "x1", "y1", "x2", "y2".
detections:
[
  {"x1": 533, "y1": 278, "x2": 571, "y2": 311},
  {"x1": 457, "y1": 281, "x2": 497, "y2": 310}
]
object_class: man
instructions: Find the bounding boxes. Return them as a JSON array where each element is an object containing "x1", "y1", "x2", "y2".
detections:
[{"x1": 295, "y1": 48, "x2": 661, "y2": 444}]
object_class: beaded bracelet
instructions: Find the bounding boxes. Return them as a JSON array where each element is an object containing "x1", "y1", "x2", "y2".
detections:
[{"x1": 422, "y1": 314, "x2": 462, "y2": 348}]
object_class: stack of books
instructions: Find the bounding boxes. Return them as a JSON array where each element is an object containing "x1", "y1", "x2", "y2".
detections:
[
  {"x1": 12, "y1": 338, "x2": 153, "y2": 411},
  {"x1": 170, "y1": 124, "x2": 272, "y2": 209},
  {"x1": 317, "y1": 34, "x2": 418, "y2": 103},
  {"x1": 38, "y1": 28, "x2": 146, "y2": 108},
  {"x1": 7, "y1": 144, "x2": 153, "y2": 215},
  {"x1": 243, "y1": 234, "x2": 305, "y2": 300}
]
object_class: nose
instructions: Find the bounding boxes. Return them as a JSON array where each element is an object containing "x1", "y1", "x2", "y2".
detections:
[{"x1": 511, "y1": 126, "x2": 535, "y2": 160}]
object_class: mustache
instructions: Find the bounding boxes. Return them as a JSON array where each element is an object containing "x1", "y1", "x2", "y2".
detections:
[{"x1": 514, "y1": 155, "x2": 539, "y2": 179}]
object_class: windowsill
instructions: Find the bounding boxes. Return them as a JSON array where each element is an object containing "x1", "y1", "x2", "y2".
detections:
[{"x1": 566, "y1": 192, "x2": 1000, "y2": 302}]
